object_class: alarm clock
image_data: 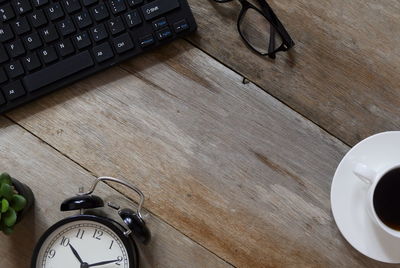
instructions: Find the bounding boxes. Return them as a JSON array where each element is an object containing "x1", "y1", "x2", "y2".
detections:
[{"x1": 31, "y1": 177, "x2": 151, "y2": 268}]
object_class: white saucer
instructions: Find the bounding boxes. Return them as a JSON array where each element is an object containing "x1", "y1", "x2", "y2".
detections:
[{"x1": 331, "y1": 131, "x2": 400, "y2": 263}]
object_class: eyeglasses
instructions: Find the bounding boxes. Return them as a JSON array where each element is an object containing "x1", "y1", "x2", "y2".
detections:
[{"x1": 213, "y1": 0, "x2": 295, "y2": 59}]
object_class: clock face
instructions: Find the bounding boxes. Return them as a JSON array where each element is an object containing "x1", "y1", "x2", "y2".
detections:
[{"x1": 33, "y1": 217, "x2": 133, "y2": 268}]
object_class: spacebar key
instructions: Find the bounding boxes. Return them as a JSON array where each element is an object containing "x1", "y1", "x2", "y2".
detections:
[{"x1": 23, "y1": 51, "x2": 94, "y2": 92}]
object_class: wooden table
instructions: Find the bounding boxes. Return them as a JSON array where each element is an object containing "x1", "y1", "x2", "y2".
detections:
[{"x1": 1, "y1": 0, "x2": 399, "y2": 267}]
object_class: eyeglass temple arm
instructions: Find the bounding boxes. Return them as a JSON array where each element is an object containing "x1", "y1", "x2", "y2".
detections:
[
  {"x1": 268, "y1": 26, "x2": 277, "y2": 58},
  {"x1": 256, "y1": 0, "x2": 294, "y2": 48}
]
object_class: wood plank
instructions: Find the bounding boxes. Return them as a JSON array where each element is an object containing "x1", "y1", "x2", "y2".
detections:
[
  {"x1": 0, "y1": 117, "x2": 230, "y2": 268},
  {"x1": 6, "y1": 40, "x2": 386, "y2": 267},
  {"x1": 186, "y1": 0, "x2": 400, "y2": 146}
]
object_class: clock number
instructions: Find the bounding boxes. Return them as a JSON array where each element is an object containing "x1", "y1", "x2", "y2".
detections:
[
  {"x1": 60, "y1": 236, "x2": 70, "y2": 247},
  {"x1": 76, "y1": 228, "x2": 85, "y2": 239},
  {"x1": 48, "y1": 249, "x2": 56, "y2": 259},
  {"x1": 92, "y1": 229, "x2": 103, "y2": 240},
  {"x1": 109, "y1": 240, "x2": 114, "y2": 250},
  {"x1": 116, "y1": 256, "x2": 123, "y2": 266}
]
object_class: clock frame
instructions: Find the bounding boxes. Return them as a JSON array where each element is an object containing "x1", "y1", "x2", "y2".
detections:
[{"x1": 31, "y1": 214, "x2": 139, "y2": 268}]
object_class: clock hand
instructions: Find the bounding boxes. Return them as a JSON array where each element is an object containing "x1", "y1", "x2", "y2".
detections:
[
  {"x1": 87, "y1": 259, "x2": 120, "y2": 267},
  {"x1": 69, "y1": 244, "x2": 84, "y2": 264}
]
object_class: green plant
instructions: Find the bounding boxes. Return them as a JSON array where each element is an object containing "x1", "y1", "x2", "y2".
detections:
[{"x1": 0, "y1": 173, "x2": 27, "y2": 235}]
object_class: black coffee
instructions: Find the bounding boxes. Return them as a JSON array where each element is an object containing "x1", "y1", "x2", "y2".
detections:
[{"x1": 373, "y1": 168, "x2": 400, "y2": 231}]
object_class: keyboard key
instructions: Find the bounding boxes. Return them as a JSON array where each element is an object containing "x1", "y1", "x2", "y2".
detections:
[
  {"x1": 58, "y1": 18, "x2": 76, "y2": 36},
  {"x1": 23, "y1": 32, "x2": 42, "y2": 50},
  {"x1": 2, "y1": 80, "x2": 25, "y2": 101},
  {"x1": 127, "y1": 0, "x2": 143, "y2": 7},
  {"x1": 63, "y1": 0, "x2": 81, "y2": 14},
  {"x1": 0, "y1": 44, "x2": 9, "y2": 63},
  {"x1": 7, "y1": 39, "x2": 25, "y2": 57},
  {"x1": 29, "y1": 10, "x2": 47, "y2": 28},
  {"x1": 0, "y1": 24, "x2": 14, "y2": 42},
  {"x1": 139, "y1": 34, "x2": 154, "y2": 48},
  {"x1": 124, "y1": 10, "x2": 141, "y2": 28},
  {"x1": 82, "y1": 0, "x2": 97, "y2": 6},
  {"x1": 12, "y1": 0, "x2": 31, "y2": 15},
  {"x1": 173, "y1": 19, "x2": 189, "y2": 33},
  {"x1": 109, "y1": 0, "x2": 126, "y2": 15},
  {"x1": 22, "y1": 53, "x2": 41, "y2": 71},
  {"x1": 156, "y1": 27, "x2": 172, "y2": 40},
  {"x1": 47, "y1": 3, "x2": 64, "y2": 21},
  {"x1": 112, "y1": 33, "x2": 134, "y2": 54},
  {"x1": 32, "y1": 0, "x2": 48, "y2": 8},
  {"x1": 108, "y1": 17, "x2": 125, "y2": 35},
  {"x1": 141, "y1": 0, "x2": 179, "y2": 21},
  {"x1": 0, "y1": 4, "x2": 16, "y2": 22},
  {"x1": 91, "y1": 3, "x2": 109, "y2": 21},
  {"x1": 13, "y1": 17, "x2": 31, "y2": 35},
  {"x1": 40, "y1": 46, "x2": 58, "y2": 64},
  {"x1": 92, "y1": 42, "x2": 114, "y2": 63},
  {"x1": 75, "y1": 10, "x2": 92, "y2": 29},
  {"x1": 5, "y1": 60, "x2": 24, "y2": 78},
  {"x1": 56, "y1": 38, "x2": 74, "y2": 56},
  {"x1": 0, "y1": 68, "x2": 8, "y2": 83},
  {"x1": 73, "y1": 31, "x2": 91, "y2": 49},
  {"x1": 152, "y1": 17, "x2": 168, "y2": 30},
  {"x1": 90, "y1": 24, "x2": 108, "y2": 42},
  {"x1": 0, "y1": 0, "x2": 196, "y2": 112},
  {"x1": 40, "y1": 25, "x2": 59, "y2": 43},
  {"x1": 23, "y1": 51, "x2": 94, "y2": 92}
]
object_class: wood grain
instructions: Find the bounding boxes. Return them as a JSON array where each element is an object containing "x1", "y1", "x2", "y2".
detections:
[
  {"x1": 6, "y1": 40, "x2": 389, "y2": 267},
  {"x1": 187, "y1": 0, "x2": 400, "y2": 146},
  {"x1": 0, "y1": 117, "x2": 230, "y2": 268}
]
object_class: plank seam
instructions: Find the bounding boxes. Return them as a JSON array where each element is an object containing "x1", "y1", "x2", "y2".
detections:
[
  {"x1": 181, "y1": 38, "x2": 351, "y2": 147},
  {"x1": 3, "y1": 114, "x2": 236, "y2": 268}
]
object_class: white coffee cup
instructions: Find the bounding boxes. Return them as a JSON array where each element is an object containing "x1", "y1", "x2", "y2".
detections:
[{"x1": 354, "y1": 163, "x2": 400, "y2": 238}]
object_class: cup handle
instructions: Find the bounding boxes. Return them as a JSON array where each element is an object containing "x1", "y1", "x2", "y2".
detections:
[{"x1": 353, "y1": 163, "x2": 377, "y2": 185}]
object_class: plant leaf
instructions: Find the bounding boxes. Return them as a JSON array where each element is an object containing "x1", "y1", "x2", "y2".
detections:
[
  {"x1": 0, "y1": 183, "x2": 13, "y2": 201},
  {"x1": 0, "y1": 173, "x2": 11, "y2": 187},
  {"x1": 11, "y1": 195, "x2": 26, "y2": 212},
  {"x1": 3, "y1": 207, "x2": 17, "y2": 227},
  {"x1": 1, "y1": 198, "x2": 9, "y2": 213}
]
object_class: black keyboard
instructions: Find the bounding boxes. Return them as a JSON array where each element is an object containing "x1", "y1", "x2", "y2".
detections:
[{"x1": 0, "y1": 0, "x2": 196, "y2": 113}]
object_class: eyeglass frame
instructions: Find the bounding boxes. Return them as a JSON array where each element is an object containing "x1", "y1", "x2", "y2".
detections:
[{"x1": 214, "y1": 0, "x2": 295, "y2": 59}]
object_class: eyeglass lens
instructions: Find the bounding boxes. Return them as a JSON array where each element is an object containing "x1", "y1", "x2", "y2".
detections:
[{"x1": 239, "y1": 7, "x2": 283, "y2": 55}]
